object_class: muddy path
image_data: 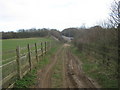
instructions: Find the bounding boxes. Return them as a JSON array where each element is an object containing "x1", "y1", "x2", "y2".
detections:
[
  {"x1": 35, "y1": 44, "x2": 99, "y2": 89},
  {"x1": 35, "y1": 46, "x2": 63, "y2": 88}
]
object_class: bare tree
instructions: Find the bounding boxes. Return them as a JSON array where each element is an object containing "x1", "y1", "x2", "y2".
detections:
[{"x1": 109, "y1": 0, "x2": 120, "y2": 28}]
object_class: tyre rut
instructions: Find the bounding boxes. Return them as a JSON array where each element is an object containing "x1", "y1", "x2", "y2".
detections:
[
  {"x1": 35, "y1": 44, "x2": 99, "y2": 89},
  {"x1": 36, "y1": 46, "x2": 63, "y2": 88}
]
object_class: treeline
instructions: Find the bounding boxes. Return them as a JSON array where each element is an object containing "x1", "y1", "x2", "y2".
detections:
[
  {"x1": 62, "y1": 26, "x2": 118, "y2": 63},
  {"x1": 1, "y1": 28, "x2": 64, "y2": 41},
  {"x1": 62, "y1": 26, "x2": 118, "y2": 71},
  {"x1": 62, "y1": 28, "x2": 79, "y2": 37}
]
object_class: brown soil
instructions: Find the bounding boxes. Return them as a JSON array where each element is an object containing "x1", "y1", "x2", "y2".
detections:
[{"x1": 34, "y1": 44, "x2": 100, "y2": 89}]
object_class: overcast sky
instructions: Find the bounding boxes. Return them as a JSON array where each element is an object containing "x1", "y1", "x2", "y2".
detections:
[{"x1": 0, "y1": 0, "x2": 113, "y2": 31}]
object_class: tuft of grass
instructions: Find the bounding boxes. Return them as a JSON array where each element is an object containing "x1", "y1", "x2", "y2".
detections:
[
  {"x1": 53, "y1": 72, "x2": 61, "y2": 79},
  {"x1": 14, "y1": 69, "x2": 37, "y2": 88},
  {"x1": 71, "y1": 46, "x2": 118, "y2": 88}
]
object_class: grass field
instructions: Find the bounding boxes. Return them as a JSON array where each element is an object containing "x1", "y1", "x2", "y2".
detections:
[
  {"x1": 2, "y1": 37, "x2": 52, "y2": 62},
  {"x1": 2, "y1": 37, "x2": 51, "y2": 52}
]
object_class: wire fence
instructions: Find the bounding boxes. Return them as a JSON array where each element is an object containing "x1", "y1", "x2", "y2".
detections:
[{"x1": 1, "y1": 41, "x2": 51, "y2": 89}]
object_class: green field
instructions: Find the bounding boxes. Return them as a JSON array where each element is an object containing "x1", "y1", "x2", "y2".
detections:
[
  {"x1": 2, "y1": 37, "x2": 52, "y2": 62},
  {"x1": 2, "y1": 37, "x2": 51, "y2": 52}
]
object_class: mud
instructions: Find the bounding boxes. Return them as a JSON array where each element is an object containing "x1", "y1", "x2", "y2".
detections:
[{"x1": 34, "y1": 44, "x2": 100, "y2": 89}]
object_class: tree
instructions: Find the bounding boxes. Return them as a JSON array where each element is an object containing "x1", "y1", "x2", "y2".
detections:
[
  {"x1": 109, "y1": 0, "x2": 120, "y2": 28},
  {"x1": 110, "y1": 0, "x2": 120, "y2": 87}
]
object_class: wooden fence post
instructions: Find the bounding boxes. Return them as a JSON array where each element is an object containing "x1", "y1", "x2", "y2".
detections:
[
  {"x1": 45, "y1": 42, "x2": 47, "y2": 54},
  {"x1": 16, "y1": 46, "x2": 22, "y2": 79},
  {"x1": 46, "y1": 41, "x2": 47, "y2": 52},
  {"x1": 41, "y1": 42, "x2": 43, "y2": 56},
  {"x1": 28, "y1": 44, "x2": 32, "y2": 71},
  {"x1": 35, "y1": 43, "x2": 38, "y2": 62},
  {"x1": 46, "y1": 41, "x2": 47, "y2": 51}
]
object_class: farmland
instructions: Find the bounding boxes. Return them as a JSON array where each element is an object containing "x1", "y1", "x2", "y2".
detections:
[
  {"x1": 1, "y1": 29, "x2": 119, "y2": 89},
  {"x1": 1, "y1": 37, "x2": 54, "y2": 88},
  {"x1": 2, "y1": 37, "x2": 51, "y2": 52},
  {"x1": 0, "y1": 0, "x2": 119, "y2": 89},
  {"x1": 2, "y1": 37, "x2": 52, "y2": 61}
]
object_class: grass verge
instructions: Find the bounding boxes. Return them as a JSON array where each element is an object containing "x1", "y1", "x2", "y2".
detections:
[
  {"x1": 51, "y1": 53, "x2": 63, "y2": 88},
  {"x1": 71, "y1": 46, "x2": 118, "y2": 88}
]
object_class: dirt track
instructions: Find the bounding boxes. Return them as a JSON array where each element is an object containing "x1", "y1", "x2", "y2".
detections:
[{"x1": 35, "y1": 44, "x2": 99, "y2": 89}]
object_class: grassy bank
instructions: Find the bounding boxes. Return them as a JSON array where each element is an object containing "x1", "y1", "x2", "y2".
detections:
[
  {"x1": 14, "y1": 41, "x2": 61, "y2": 88},
  {"x1": 71, "y1": 46, "x2": 118, "y2": 88}
]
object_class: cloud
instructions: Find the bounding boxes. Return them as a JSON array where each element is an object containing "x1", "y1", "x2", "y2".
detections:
[{"x1": 0, "y1": 0, "x2": 113, "y2": 31}]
